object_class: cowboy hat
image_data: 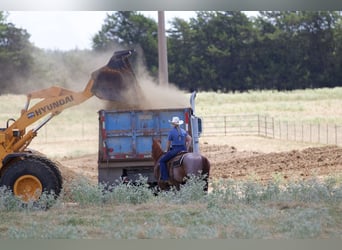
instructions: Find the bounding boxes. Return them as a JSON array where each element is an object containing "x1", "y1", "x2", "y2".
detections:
[{"x1": 169, "y1": 116, "x2": 184, "y2": 125}]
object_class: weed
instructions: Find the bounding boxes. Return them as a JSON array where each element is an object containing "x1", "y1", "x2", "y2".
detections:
[
  {"x1": 69, "y1": 177, "x2": 104, "y2": 206},
  {"x1": 1, "y1": 176, "x2": 341, "y2": 239},
  {"x1": 103, "y1": 175, "x2": 155, "y2": 205},
  {"x1": 0, "y1": 187, "x2": 22, "y2": 211},
  {"x1": 157, "y1": 174, "x2": 208, "y2": 204},
  {"x1": 0, "y1": 186, "x2": 59, "y2": 211}
]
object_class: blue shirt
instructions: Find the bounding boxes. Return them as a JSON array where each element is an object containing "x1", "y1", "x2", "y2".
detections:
[{"x1": 168, "y1": 127, "x2": 187, "y2": 146}]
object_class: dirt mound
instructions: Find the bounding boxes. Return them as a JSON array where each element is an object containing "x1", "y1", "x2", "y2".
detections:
[
  {"x1": 202, "y1": 144, "x2": 342, "y2": 182},
  {"x1": 57, "y1": 154, "x2": 98, "y2": 184},
  {"x1": 57, "y1": 145, "x2": 342, "y2": 185}
]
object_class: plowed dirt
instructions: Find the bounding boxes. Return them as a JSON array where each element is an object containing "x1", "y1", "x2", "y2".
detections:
[
  {"x1": 57, "y1": 139, "x2": 342, "y2": 185},
  {"x1": 201, "y1": 144, "x2": 342, "y2": 183}
]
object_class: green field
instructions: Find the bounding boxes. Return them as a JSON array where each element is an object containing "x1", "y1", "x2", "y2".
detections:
[
  {"x1": 1, "y1": 88, "x2": 342, "y2": 239},
  {"x1": 195, "y1": 87, "x2": 342, "y2": 124},
  {"x1": 2, "y1": 87, "x2": 342, "y2": 158}
]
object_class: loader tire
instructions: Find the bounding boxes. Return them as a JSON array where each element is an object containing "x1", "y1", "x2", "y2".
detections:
[
  {"x1": 0, "y1": 157, "x2": 61, "y2": 203},
  {"x1": 24, "y1": 151, "x2": 63, "y2": 191},
  {"x1": 31, "y1": 155, "x2": 63, "y2": 192}
]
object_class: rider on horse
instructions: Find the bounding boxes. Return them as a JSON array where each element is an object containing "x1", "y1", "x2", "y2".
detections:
[{"x1": 159, "y1": 116, "x2": 192, "y2": 185}]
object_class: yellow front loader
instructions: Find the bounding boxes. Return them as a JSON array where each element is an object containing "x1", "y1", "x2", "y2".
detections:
[{"x1": 0, "y1": 50, "x2": 141, "y2": 203}]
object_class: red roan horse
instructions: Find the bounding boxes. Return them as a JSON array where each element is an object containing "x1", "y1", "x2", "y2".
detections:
[{"x1": 152, "y1": 138, "x2": 210, "y2": 191}]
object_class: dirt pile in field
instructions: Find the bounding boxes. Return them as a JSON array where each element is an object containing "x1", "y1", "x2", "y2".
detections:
[
  {"x1": 202, "y1": 144, "x2": 342, "y2": 182},
  {"x1": 58, "y1": 144, "x2": 342, "y2": 185},
  {"x1": 57, "y1": 155, "x2": 98, "y2": 184}
]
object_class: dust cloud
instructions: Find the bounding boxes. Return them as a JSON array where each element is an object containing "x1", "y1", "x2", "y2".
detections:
[
  {"x1": 7, "y1": 47, "x2": 191, "y2": 112},
  {"x1": 137, "y1": 74, "x2": 189, "y2": 109},
  {"x1": 104, "y1": 52, "x2": 190, "y2": 111}
]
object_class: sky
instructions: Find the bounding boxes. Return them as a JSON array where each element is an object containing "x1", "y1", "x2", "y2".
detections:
[
  {"x1": 6, "y1": 11, "x2": 258, "y2": 51},
  {"x1": 6, "y1": 11, "x2": 198, "y2": 51}
]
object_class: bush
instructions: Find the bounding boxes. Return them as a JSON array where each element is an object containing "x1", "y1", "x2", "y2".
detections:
[
  {"x1": 157, "y1": 174, "x2": 208, "y2": 204},
  {"x1": 68, "y1": 175, "x2": 155, "y2": 206},
  {"x1": 103, "y1": 175, "x2": 155, "y2": 205},
  {"x1": 0, "y1": 186, "x2": 59, "y2": 211}
]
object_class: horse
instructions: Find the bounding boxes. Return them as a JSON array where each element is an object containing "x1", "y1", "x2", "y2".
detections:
[{"x1": 151, "y1": 138, "x2": 210, "y2": 192}]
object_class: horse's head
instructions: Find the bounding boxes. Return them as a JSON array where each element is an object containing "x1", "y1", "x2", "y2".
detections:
[
  {"x1": 152, "y1": 138, "x2": 161, "y2": 145},
  {"x1": 151, "y1": 138, "x2": 163, "y2": 162}
]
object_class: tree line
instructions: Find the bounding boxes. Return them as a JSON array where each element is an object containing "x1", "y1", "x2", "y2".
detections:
[{"x1": 1, "y1": 11, "x2": 342, "y2": 94}]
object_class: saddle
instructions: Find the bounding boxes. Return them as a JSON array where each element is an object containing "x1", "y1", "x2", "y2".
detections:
[
  {"x1": 157, "y1": 151, "x2": 187, "y2": 183},
  {"x1": 167, "y1": 151, "x2": 187, "y2": 169}
]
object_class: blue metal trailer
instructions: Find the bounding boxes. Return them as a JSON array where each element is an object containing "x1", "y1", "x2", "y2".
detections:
[{"x1": 97, "y1": 92, "x2": 202, "y2": 186}]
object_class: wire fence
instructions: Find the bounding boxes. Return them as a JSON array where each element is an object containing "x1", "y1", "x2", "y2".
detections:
[
  {"x1": 34, "y1": 113, "x2": 342, "y2": 147},
  {"x1": 201, "y1": 114, "x2": 342, "y2": 146}
]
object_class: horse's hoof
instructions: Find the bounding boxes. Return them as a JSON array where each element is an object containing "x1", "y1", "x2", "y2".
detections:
[
  {"x1": 160, "y1": 180, "x2": 172, "y2": 185},
  {"x1": 158, "y1": 180, "x2": 172, "y2": 190}
]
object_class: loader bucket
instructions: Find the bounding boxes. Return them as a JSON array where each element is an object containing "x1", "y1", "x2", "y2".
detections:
[{"x1": 91, "y1": 50, "x2": 141, "y2": 102}]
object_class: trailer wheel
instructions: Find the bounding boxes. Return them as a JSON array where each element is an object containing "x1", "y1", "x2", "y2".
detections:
[{"x1": 0, "y1": 157, "x2": 60, "y2": 203}]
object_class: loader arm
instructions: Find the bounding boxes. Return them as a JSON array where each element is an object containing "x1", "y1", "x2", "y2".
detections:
[
  {"x1": 16, "y1": 78, "x2": 94, "y2": 133},
  {"x1": 0, "y1": 78, "x2": 95, "y2": 163},
  {"x1": 0, "y1": 49, "x2": 142, "y2": 169}
]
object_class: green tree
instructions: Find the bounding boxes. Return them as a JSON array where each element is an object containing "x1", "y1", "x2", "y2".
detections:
[
  {"x1": 296, "y1": 11, "x2": 340, "y2": 88},
  {"x1": 0, "y1": 11, "x2": 34, "y2": 94},
  {"x1": 254, "y1": 11, "x2": 341, "y2": 90},
  {"x1": 90, "y1": 11, "x2": 342, "y2": 92},
  {"x1": 169, "y1": 11, "x2": 255, "y2": 92},
  {"x1": 332, "y1": 12, "x2": 342, "y2": 84},
  {"x1": 167, "y1": 17, "x2": 196, "y2": 90},
  {"x1": 252, "y1": 11, "x2": 297, "y2": 90},
  {"x1": 168, "y1": 11, "x2": 342, "y2": 92},
  {"x1": 92, "y1": 11, "x2": 158, "y2": 75}
]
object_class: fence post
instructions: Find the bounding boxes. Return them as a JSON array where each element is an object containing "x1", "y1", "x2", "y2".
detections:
[
  {"x1": 265, "y1": 115, "x2": 267, "y2": 137},
  {"x1": 258, "y1": 114, "x2": 260, "y2": 136},
  {"x1": 272, "y1": 117, "x2": 275, "y2": 138},
  {"x1": 200, "y1": 115, "x2": 341, "y2": 147}
]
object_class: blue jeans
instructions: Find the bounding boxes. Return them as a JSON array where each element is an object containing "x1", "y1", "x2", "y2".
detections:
[{"x1": 159, "y1": 145, "x2": 186, "y2": 181}]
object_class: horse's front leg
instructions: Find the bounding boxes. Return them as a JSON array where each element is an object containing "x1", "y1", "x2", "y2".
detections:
[
  {"x1": 174, "y1": 182, "x2": 181, "y2": 191},
  {"x1": 158, "y1": 180, "x2": 169, "y2": 191}
]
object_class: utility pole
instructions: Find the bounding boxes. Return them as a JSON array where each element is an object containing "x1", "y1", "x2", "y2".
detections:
[{"x1": 158, "y1": 11, "x2": 168, "y2": 86}]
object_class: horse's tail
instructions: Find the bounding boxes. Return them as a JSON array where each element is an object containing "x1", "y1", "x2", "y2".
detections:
[{"x1": 201, "y1": 155, "x2": 211, "y2": 192}]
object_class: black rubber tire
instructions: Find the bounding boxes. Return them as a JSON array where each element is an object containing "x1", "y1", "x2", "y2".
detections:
[
  {"x1": 24, "y1": 150, "x2": 63, "y2": 191},
  {"x1": 31, "y1": 155, "x2": 63, "y2": 192},
  {"x1": 0, "y1": 157, "x2": 61, "y2": 201}
]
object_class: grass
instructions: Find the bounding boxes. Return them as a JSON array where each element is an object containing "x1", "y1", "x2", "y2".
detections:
[
  {"x1": 2, "y1": 88, "x2": 342, "y2": 158},
  {"x1": 1, "y1": 89, "x2": 342, "y2": 239},
  {"x1": 195, "y1": 88, "x2": 342, "y2": 123},
  {"x1": 0, "y1": 175, "x2": 341, "y2": 239}
]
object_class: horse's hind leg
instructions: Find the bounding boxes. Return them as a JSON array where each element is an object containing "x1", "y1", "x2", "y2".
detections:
[
  {"x1": 203, "y1": 174, "x2": 209, "y2": 192},
  {"x1": 158, "y1": 180, "x2": 171, "y2": 191},
  {"x1": 200, "y1": 156, "x2": 210, "y2": 193}
]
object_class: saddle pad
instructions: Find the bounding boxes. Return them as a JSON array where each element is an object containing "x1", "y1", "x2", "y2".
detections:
[{"x1": 168, "y1": 152, "x2": 186, "y2": 168}]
